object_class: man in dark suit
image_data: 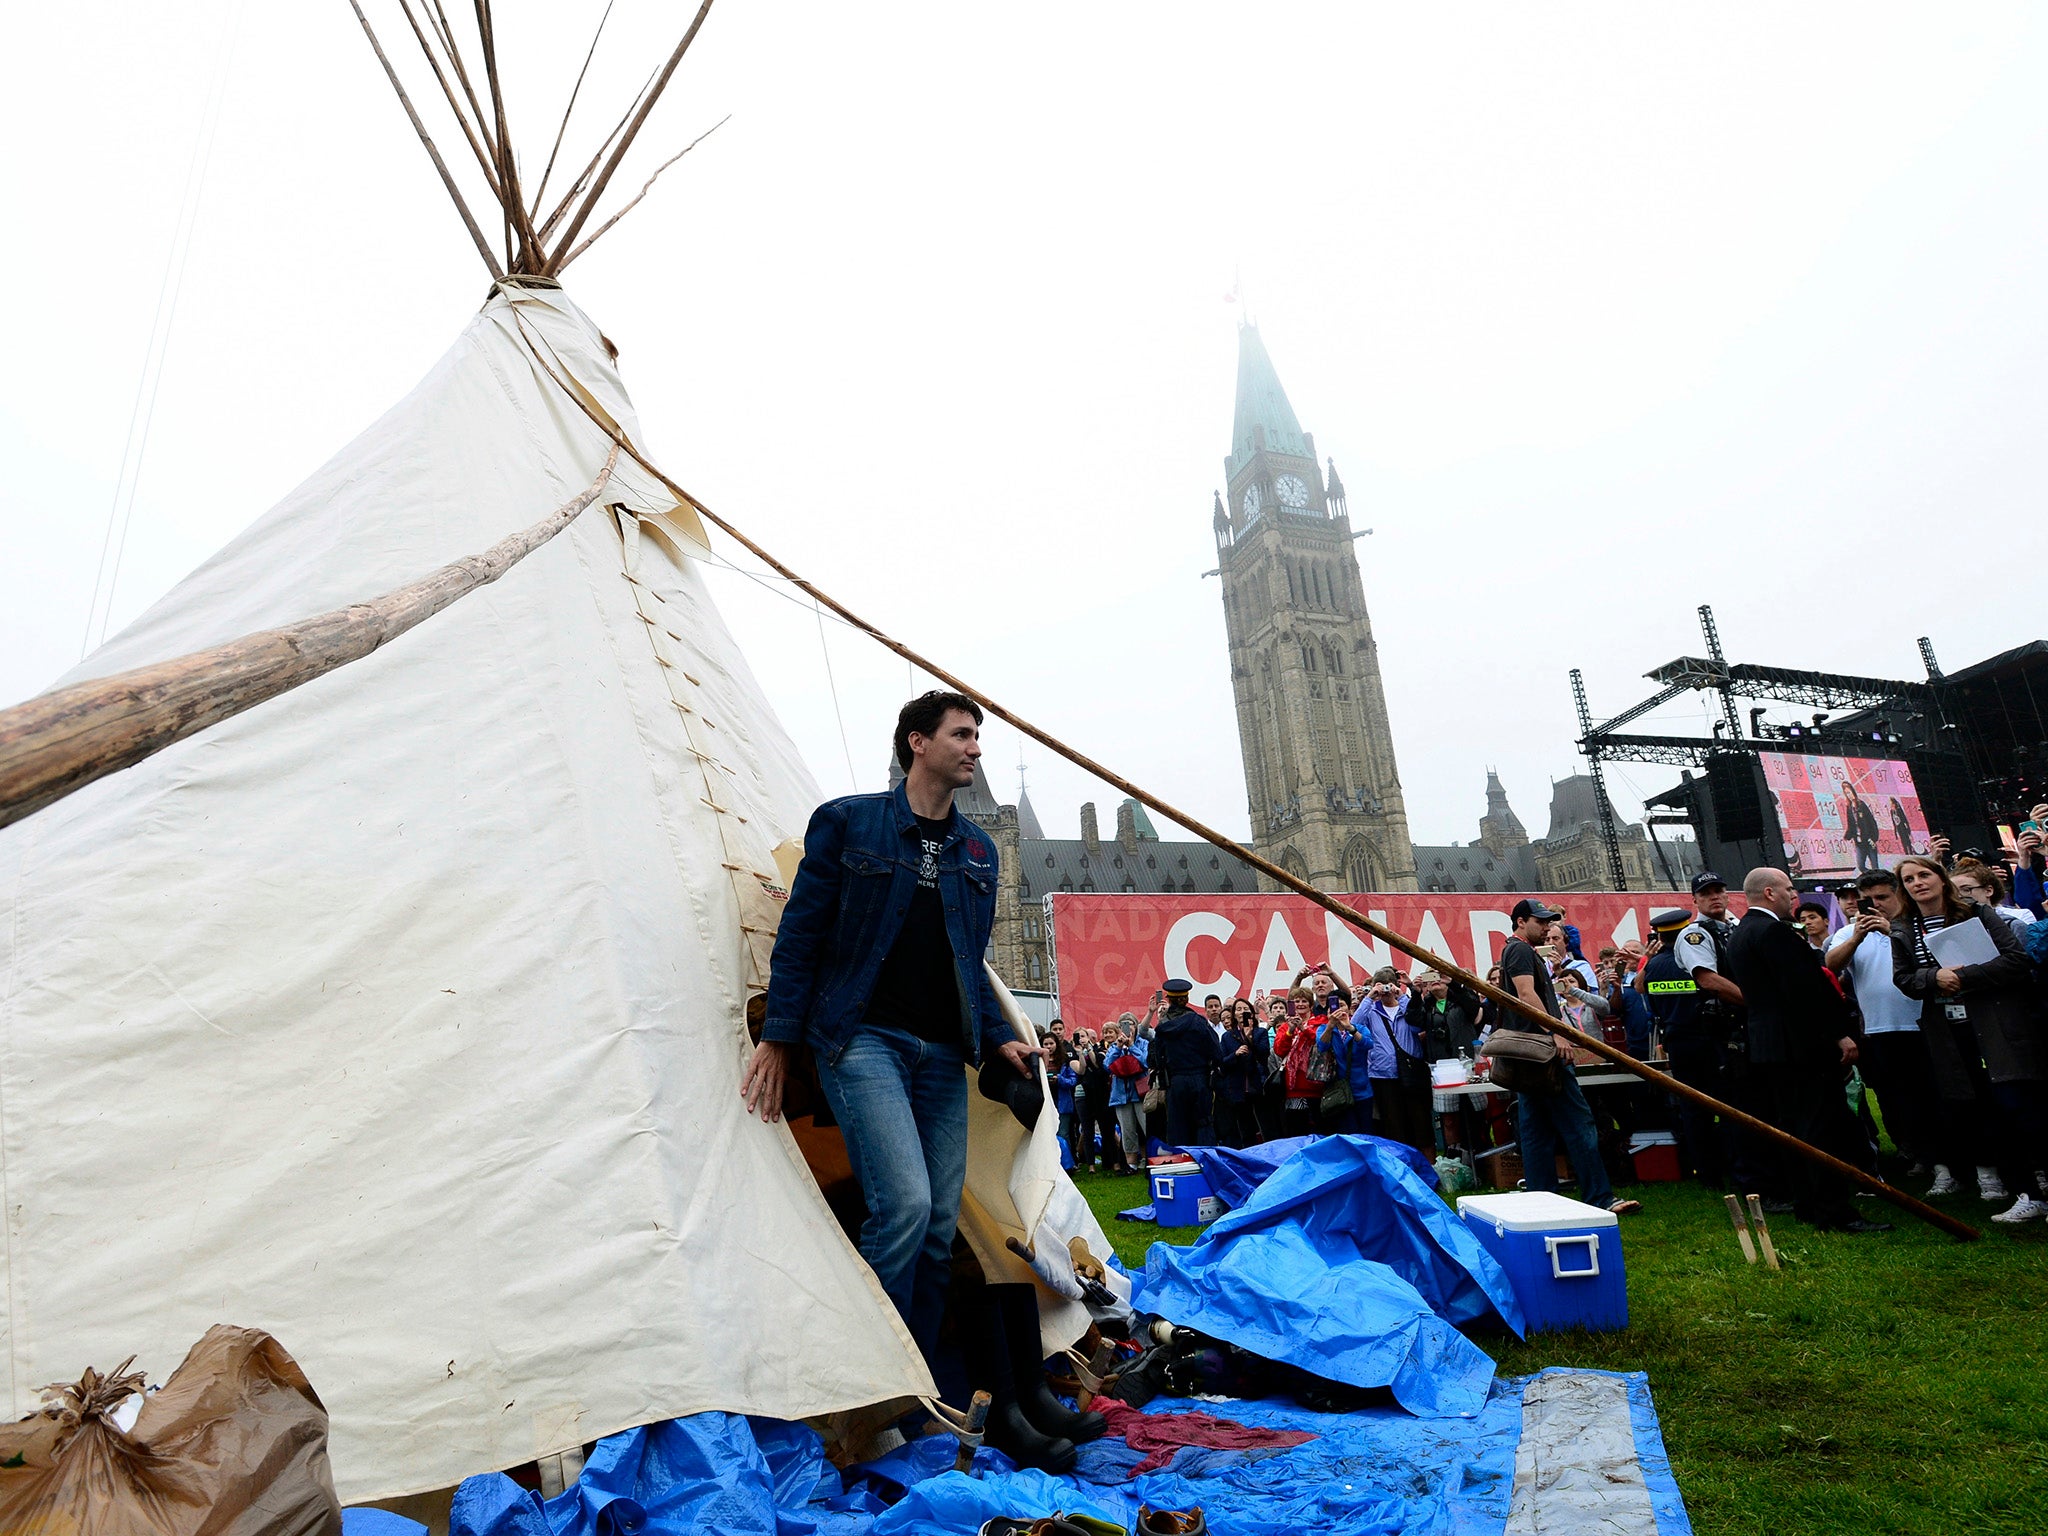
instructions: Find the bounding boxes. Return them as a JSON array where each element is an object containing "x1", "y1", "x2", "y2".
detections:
[{"x1": 1723, "y1": 867, "x2": 1891, "y2": 1234}]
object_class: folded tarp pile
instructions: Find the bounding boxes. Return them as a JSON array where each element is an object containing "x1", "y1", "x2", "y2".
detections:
[
  {"x1": 1132, "y1": 1135, "x2": 1525, "y2": 1418},
  {"x1": 349, "y1": 1371, "x2": 1690, "y2": 1536}
]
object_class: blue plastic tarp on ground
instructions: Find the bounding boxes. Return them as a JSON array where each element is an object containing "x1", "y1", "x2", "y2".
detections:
[
  {"x1": 1181, "y1": 1133, "x2": 1437, "y2": 1209},
  {"x1": 430, "y1": 1370, "x2": 1689, "y2": 1536},
  {"x1": 1132, "y1": 1136, "x2": 1523, "y2": 1418}
]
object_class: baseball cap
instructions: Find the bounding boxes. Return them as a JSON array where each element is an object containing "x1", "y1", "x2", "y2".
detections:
[
  {"x1": 1691, "y1": 871, "x2": 1726, "y2": 895},
  {"x1": 1510, "y1": 898, "x2": 1562, "y2": 923}
]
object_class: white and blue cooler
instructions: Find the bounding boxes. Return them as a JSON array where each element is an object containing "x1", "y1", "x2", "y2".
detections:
[
  {"x1": 1455, "y1": 1191, "x2": 1627, "y2": 1333},
  {"x1": 1150, "y1": 1161, "x2": 1223, "y2": 1226}
]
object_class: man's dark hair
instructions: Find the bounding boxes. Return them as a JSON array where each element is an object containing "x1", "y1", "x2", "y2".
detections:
[
  {"x1": 894, "y1": 690, "x2": 984, "y2": 772},
  {"x1": 1857, "y1": 870, "x2": 1901, "y2": 892},
  {"x1": 1205, "y1": 993, "x2": 1222, "y2": 1003},
  {"x1": 1795, "y1": 900, "x2": 1830, "y2": 920}
]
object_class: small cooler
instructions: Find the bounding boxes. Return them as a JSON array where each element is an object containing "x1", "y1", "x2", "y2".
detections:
[
  {"x1": 1456, "y1": 1190, "x2": 1627, "y2": 1333},
  {"x1": 1150, "y1": 1161, "x2": 1223, "y2": 1226}
]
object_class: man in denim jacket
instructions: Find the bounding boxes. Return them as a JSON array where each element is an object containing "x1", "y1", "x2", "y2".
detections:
[{"x1": 742, "y1": 691, "x2": 1041, "y2": 1363}]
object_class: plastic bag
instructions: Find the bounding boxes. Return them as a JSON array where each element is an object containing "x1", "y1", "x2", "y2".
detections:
[{"x1": 0, "y1": 1325, "x2": 343, "y2": 1536}]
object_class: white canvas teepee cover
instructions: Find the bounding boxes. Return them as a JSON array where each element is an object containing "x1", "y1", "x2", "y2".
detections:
[{"x1": 0, "y1": 283, "x2": 933, "y2": 1502}]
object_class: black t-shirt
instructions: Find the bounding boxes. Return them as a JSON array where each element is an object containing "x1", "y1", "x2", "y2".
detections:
[
  {"x1": 1498, "y1": 938, "x2": 1561, "y2": 1025},
  {"x1": 863, "y1": 814, "x2": 961, "y2": 1046}
]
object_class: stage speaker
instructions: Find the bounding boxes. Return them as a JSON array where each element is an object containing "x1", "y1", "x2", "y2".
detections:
[{"x1": 1706, "y1": 752, "x2": 1768, "y2": 842}]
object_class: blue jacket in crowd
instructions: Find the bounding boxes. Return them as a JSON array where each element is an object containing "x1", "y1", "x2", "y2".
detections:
[
  {"x1": 1359, "y1": 998, "x2": 1412, "y2": 1079},
  {"x1": 1105, "y1": 1039, "x2": 1149, "y2": 1107},
  {"x1": 1317, "y1": 1020, "x2": 1377, "y2": 1098},
  {"x1": 762, "y1": 778, "x2": 1008, "y2": 1067},
  {"x1": 1052, "y1": 1063, "x2": 1077, "y2": 1116}
]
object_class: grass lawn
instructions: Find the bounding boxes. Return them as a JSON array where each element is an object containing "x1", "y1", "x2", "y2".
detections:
[{"x1": 1070, "y1": 1165, "x2": 2048, "y2": 1535}]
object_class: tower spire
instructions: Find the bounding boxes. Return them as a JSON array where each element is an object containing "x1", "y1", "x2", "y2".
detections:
[{"x1": 1226, "y1": 323, "x2": 1309, "y2": 481}]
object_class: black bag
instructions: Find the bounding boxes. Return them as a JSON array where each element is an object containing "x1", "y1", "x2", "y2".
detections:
[{"x1": 1321, "y1": 1075, "x2": 1355, "y2": 1112}]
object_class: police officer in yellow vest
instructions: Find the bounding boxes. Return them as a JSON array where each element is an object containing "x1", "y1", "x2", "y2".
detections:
[{"x1": 1642, "y1": 904, "x2": 1732, "y2": 1189}]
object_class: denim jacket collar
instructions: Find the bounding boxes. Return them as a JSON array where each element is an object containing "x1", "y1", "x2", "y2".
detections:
[{"x1": 889, "y1": 776, "x2": 960, "y2": 848}]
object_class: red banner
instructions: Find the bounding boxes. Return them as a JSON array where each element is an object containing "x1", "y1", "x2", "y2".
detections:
[{"x1": 1045, "y1": 890, "x2": 1716, "y2": 1026}]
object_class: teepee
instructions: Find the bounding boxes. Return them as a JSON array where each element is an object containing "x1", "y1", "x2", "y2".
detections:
[{"x1": 0, "y1": 4, "x2": 987, "y2": 1504}]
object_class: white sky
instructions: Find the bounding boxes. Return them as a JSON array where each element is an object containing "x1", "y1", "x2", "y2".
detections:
[{"x1": 4, "y1": 3, "x2": 2045, "y2": 849}]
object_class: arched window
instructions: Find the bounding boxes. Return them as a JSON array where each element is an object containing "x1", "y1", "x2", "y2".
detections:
[
  {"x1": 1344, "y1": 838, "x2": 1378, "y2": 893},
  {"x1": 1278, "y1": 846, "x2": 1309, "y2": 882}
]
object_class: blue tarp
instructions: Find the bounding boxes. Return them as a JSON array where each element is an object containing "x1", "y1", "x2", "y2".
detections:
[
  {"x1": 1132, "y1": 1136, "x2": 1523, "y2": 1418},
  {"x1": 423, "y1": 1371, "x2": 1689, "y2": 1536},
  {"x1": 1180, "y1": 1133, "x2": 1437, "y2": 1209}
]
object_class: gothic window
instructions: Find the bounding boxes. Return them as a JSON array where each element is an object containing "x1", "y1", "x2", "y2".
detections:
[
  {"x1": 1026, "y1": 955, "x2": 1042, "y2": 982},
  {"x1": 1344, "y1": 838, "x2": 1378, "y2": 892},
  {"x1": 1286, "y1": 565, "x2": 1296, "y2": 603},
  {"x1": 1304, "y1": 647, "x2": 1317, "y2": 672},
  {"x1": 1331, "y1": 647, "x2": 1343, "y2": 676},
  {"x1": 1278, "y1": 846, "x2": 1309, "y2": 882}
]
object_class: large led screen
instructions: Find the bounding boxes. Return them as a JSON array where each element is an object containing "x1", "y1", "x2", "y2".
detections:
[{"x1": 1761, "y1": 753, "x2": 1930, "y2": 878}]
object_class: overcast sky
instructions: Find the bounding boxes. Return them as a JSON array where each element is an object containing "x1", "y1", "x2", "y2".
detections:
[{"x1": 5, "y1": 3, "x2": 2045, "y2": 850}]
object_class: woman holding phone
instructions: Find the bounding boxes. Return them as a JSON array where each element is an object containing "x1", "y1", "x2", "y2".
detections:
[{"x1": 1890, "y1": 854, "x2": 2048, "y2": 1223}]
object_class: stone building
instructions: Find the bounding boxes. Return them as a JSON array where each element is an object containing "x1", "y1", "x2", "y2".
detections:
[
  {"x1": 1410, "y1": 770, "x2": 1699, "y2": 894},
  {"x1": 886, "y1": 757, "x2": 1258, "y2": 993},
  {"x1": 1211, "y1": 324, "x2": 1417, "y2": 892}
]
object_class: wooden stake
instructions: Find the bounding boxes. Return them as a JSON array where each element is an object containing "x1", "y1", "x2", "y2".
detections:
[
  {"x1": 504, "y1": 327, "x2": 1988, "y2": 1246},
  {"x1": 1723, "y1": 1193, "x2": 1757, "y2": 1265},
  {"x1": 0, "y1": 447, "x2": 616, "y2": 830},
  {"x1": 953, "y1": 1390, "x2": 991, "y2": 1474},
  {"x1": 1746, "y1": 1193, "x2": 1782, "y2": 1271}
]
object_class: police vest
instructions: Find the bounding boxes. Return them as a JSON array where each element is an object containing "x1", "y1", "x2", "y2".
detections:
[{"x1": 1641, "y1": 951, "x2": 1702, "y2": 1036}]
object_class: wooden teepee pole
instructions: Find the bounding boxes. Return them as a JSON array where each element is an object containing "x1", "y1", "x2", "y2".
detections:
[
  {"x1": 509, "y1": 326, "x2": 1979, "y2": 1245},
  {"x1": 543, "y1": 0, "x2": 716, "y2": 274},
  {"x1": 0, "y1": 447, "x2": 616, "y2": 833},
  {"x1": 346, "y1": 0, "x2": 503, "y2": 280}
]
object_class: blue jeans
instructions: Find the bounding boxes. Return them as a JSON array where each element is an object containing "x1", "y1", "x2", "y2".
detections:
[
  {"x1": 814, "y1": 1023, "x2": 968, "y2": 1365},
  {"x1": 1518, "y1": 1073, "x2": 1616, "y2": 1208}
]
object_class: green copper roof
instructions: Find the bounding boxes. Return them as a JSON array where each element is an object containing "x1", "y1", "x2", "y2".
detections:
[{"x1": 1228, "y1": 324, "x2": 1309, "y2": 478}]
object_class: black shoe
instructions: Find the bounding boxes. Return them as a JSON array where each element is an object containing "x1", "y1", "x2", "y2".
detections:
[{"x1": 1820, "y1": 1217, "x2": 1893, "y2": 1234}]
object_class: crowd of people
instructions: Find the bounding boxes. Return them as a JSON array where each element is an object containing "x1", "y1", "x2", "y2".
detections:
[{"x1": 1043, "y1": 815, "x2": 2048, "y2": 1233}]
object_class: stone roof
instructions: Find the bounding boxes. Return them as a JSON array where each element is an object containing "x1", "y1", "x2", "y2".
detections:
[
  {"x1": 1015, "y1": 836, "x2": 1256, "y2": 902},
  {"x1": 1411, "y1": 842, "x2": 1538, "y2": 895},
  {"x1": 1543, "y1": 773, "x2": 1622, "y2": 843}
]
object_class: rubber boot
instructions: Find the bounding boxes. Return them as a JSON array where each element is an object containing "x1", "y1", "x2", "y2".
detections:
[
  {"x1": 996, "y1": 1283, "x2": 1107, "y2": 1445},
  {"x1": 957, "y1": 1283, "x2": 1077, "y2": 1472}
]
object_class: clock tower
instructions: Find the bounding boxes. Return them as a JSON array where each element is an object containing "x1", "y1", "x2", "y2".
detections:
[{"x1": 1214, "y1": 323, "x2": 1417, "y2": 892}]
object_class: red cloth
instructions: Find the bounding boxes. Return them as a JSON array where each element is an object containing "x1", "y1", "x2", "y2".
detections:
[{"x1": 1093, "y1": 1398, "x2": 1317, "y2": 1476}]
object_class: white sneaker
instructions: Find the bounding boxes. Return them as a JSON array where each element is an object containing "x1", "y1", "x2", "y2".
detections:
[
  {"x1": 1926, "y1": 1165, "x2": 1959, "y2": 1196},
  {"x1": 1991, "y1": 1194, "x2": 2047, "y2": 1224},
  {"x1": 1977, "y1": 1167, "x2": 2009, "y2": 1202}
]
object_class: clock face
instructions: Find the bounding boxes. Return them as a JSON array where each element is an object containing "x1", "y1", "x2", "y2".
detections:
[
  {"x1": 1240, "y1": 483, "x2": 1263, "y2": 519},
  {"x1": 1275, "y1": 473, "x2": 1310, "y2": 509}
]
